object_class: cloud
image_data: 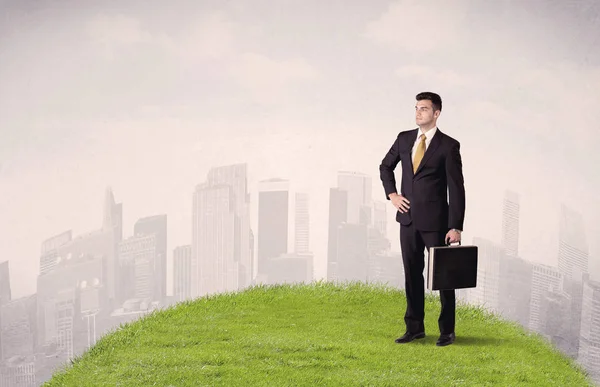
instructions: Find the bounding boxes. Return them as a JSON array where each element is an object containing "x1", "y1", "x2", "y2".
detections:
[
  {"x1": 487, "y1": 60, "x2": 600, "y2": 147},
  {"x1": 363, "y1": 0, "x2": 468, "y2": 52},
  {"x1": 393, "y1": 60, "x2": 600, "y2": 158},
  {"x1": 227, "y1": 53, "x2": 319, "y2": 104},
  {"x1": 395, "y1": 65, "x2": 475, "y2": 88},
  {"x1": 86, "y1": 14, "x2": 152, "y2": 60},
  {"x1": 83, "y1": 11, "x2": 318, "y2": 105},
  {"x1": 162, "y1": 10, "x2": 237, "y2": 61}
]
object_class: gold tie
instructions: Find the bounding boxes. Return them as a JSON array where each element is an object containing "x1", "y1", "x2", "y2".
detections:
[{"x1": 413, "y1": 134, "x2": 427, "y2": 173}]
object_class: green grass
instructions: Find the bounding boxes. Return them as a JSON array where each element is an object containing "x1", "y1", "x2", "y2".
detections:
[{"x1": 45, "y1": 281, "x2": 594, "y2": 386}]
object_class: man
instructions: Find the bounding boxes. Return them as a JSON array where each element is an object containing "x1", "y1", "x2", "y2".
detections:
[{"x1": 379, "y1": 92, "x2": 465, "y2": 347}]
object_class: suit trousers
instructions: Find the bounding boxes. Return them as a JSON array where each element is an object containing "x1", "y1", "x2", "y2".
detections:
[{"x1": 400, "y1": 222, "x2": 456, "y2": 335}]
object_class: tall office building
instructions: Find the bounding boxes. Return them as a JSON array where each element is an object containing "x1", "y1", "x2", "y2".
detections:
[
  {"x1": 102, "y1": 187, "x2": 123, "y2": 241},
  {"x1": 327, "y1": 187, "x2": 348, "y2": 281},
  {"x1": 134, "y1": 215, "x2": 167, "y2": 302},
  {"x1": 0, "y1": 295, "x2": 37, "y2": 361},
  {"x1": 367, "y1": 252, "x2": 404, "y2": 289},
  {"x1": 468, "y1": 237, "x2": 503, "y2": 312},
  {"x1": 501, "y1": 190, "x2": 519, "y2": 257},
  {"x1": 0, "y1": 261, "x2": 10, "y2": 306},
  {"x1": 336, "y1": 223, "x2": 369, "y2": 282},
  {"x1": 558, "y1": 203, "x2": 588, "y2": 281},
  {"x1": 207, "y1": 164, "x2": 253, "y2": 290},
  {"x1": 0, "y1": 261, "x2": 10, "y2": 362},
  {"x1": 119, "y1": 234, "x2": 157, "y2": 301},
  {"x1": 550, "y1": 204, "x2": 589, "y2": 358},
  {"x1": 337, "y1": 171, "x2": 372, "y2": 226},
  {"x1": 529, "y1": 263, "x2": 563, "y2": 332},
  {"x1": 192, "y1": 164, "x2": 252, "y2": 297},
  {"x1": 579, "y1": 277, "x2": 600, "y2": 382},
  {"x1": 39, "y1": 231, "x2": 72, "y2": 275},
  {"x1": 36, "y1": 241, "x2": 109, "y2": 360},
  {"x1": 193, "y1": 182, "x2": 237, "y2": 297},
  {"x1": 498, "y1": 255, "x2": 532, "y2": 328},
  {"x1": 372, "y1": 201, "x2": 387, "y2": 237},
  {"x1": 328, "y1": 171, "x2": 373, "y2": 282},
  {"x1": 173, "y1": 245, "x2": 192, "y2": 302},
  {"x1": 101, "y1": 187, "x2": 123, "y2": 302},
  {"x1": 294, "y1": 192, "x2": 310, "y2": 254},
  {"x1": 257, "y1": 178, "x2": 289, "y2": 277}
]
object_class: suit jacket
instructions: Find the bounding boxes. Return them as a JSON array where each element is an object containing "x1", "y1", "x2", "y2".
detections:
[{"x1": 379, "y1": 127, "x2": 465, "y2": 232}]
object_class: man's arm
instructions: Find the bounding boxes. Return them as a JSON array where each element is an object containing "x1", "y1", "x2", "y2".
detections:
[
  {"x1": 379, "y1": 135, "x2": 401, "y2": 200},
  {"x1": 446, "y1": 141, "x2": 465, "y2": 231}
]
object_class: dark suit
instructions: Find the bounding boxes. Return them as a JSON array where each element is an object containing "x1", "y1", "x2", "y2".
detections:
[{"x1": 379, "y1": 127, "x2": 465, "y2": 335}]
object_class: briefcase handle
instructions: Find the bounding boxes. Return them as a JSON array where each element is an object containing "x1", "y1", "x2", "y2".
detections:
[{"x1": 446, "y1": 241, "x2": 461, "y2": 246}]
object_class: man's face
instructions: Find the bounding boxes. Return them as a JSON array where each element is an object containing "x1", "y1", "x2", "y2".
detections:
[{"x1": 415, "y1": 100, "x2": 439, "y2": 127}]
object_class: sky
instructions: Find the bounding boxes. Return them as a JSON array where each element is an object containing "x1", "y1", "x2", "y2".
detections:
[{"x1": 1, "y1": 0, "x2": 599, "y2": 298}]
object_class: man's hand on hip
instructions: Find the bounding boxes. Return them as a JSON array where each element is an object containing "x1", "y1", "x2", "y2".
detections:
[
  {"x1": 445, "y1": 229, "x2": 461, "y2": 244},
  {"x1": 389, "y1": 193, "x2": 410, "y2": 213}
]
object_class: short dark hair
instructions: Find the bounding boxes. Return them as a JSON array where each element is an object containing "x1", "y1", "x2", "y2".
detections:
[{"x1": 416, "y1": 92, "x2": 442, "y2": 112}]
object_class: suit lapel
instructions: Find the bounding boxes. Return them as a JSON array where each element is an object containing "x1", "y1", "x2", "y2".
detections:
[{"x1": 414, "y1": 129, "x2": 442, "y2": 176}]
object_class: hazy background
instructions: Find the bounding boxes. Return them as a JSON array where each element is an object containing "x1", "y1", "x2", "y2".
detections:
[
  {"x1": 2, "y1": 0, "x2": 599, "y2": 298},
  {"x1": 1, "y1": 0, "x2": 600, "y2": 384}
]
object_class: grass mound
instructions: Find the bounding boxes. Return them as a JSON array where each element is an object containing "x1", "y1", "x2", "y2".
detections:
[{"x1": 45, "y1": 281, "x2": 593, "y2": 386}]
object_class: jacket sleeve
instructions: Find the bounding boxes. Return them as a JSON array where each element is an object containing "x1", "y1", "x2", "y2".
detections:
[
  {"x1": 379, "y1": 134, "x2": 401, "y2": 200},
  {"x1": 445, "y1": 141, "x2": 466, "y2": 230}
]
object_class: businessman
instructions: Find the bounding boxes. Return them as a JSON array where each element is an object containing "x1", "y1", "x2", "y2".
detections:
[{"x1": 379, "y1": 92, "x2": 465, "y2": 347}]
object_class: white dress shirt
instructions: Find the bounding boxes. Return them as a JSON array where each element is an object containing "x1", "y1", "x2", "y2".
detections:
[{"x1": 411, "y1": 126, "x2": 437, "y2": 163}]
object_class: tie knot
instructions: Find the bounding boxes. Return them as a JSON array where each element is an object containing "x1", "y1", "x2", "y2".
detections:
[{"x1": 420, "y1": 134, "x2": 427, "y2": 142}]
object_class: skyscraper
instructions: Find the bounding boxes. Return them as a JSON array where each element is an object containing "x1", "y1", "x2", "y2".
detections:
[
  {"x1": 0, "y1": 260, "x2": 10, "y2": 362},
  {"x1": 372, "y1": 200, "x2": 387, "y2": 237},
  {"x1": 558, "y1": 203, "x2": 588, "y2": 281},
  {"x1": 294, "y1": 192, "x2": 310, "y2": 254},
  {"x1": 118, "y1": 234, "x2": 158, "y2": 301},
  {"x1": 327, "y1": 187, "x2": 347, "y2": 281},
  {"x1": 102, "y1": 187, "x2": 122, "y2": 242},
  {"x1": 101, "y1": 187, "x2": 123, "y2": 302},
  {"x1": 257, "y1": 178, "x2": 289, "y2": 277},
  {"x1": 133, "y1": 214, "x2": 167, "y2": 302},
  {"x1": 207, "y1": 163, "x2": 253, "y2": 290},
  {"x1": 193, "y1": 182, "x2": 237, "y2": 297},
  {"x1": 579, "y1": 277, "x2": 600, "y2": 382},
  {"x1": 0, "y1": 261, "x2": 10, "y2": 306},
  {"x1": 501, "y1": 190, "x2": 519, "y2": 257},
  {"x1": 468, "y1": 237, "x2": 503, "y2": 312},
  {"x1": 192, "y1": 164, "x2": 252, "y2": 297},
  {"x1": 337, "y1": 171, "x2": 372, "y2": 226},
  {"x1": 173, "y1": 245, "x2": 192, "y2": 302},
  {"x1": 39, "y1": 230, "x2": 72, "y2": 275},
  {"x1": 529, "y1": 263, "x2": 563, "y2": 332}
]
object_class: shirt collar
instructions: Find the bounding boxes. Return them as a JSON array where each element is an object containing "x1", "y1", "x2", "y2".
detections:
[{"x1": 419, "y1": 126, "x2": 437, "y2": 140}]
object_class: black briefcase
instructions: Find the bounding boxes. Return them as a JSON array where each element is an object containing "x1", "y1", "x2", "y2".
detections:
[{"x1": 427, "y1": 242, "x2": 478, "y2": 290}]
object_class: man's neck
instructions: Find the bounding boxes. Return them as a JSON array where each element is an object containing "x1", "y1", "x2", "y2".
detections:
[{"x1": 419, "y1": 124, "x2": 436, "y2": 133}]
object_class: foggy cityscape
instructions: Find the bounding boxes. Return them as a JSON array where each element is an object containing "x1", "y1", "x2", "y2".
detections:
[{"x1": 0, "y1": 165, "x2": 598, "y2": 385}]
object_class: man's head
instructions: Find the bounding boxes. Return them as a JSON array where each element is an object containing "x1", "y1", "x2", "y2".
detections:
[{"x1": 415, "y1": 92, "x2": 442, "y2": 130}]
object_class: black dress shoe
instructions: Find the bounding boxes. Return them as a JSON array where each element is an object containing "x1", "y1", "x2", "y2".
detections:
[
  {"x1": 436, "y1": 332, "x2": 455, "y2": 347},
  {"x1": 395, "y1": 331, "x2": 425, "y2": 343}
]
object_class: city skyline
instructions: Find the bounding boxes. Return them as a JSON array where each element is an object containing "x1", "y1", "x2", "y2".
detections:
[
  {"x1": 2, "y1": 160, "x2": 600, "y2": 299},
  {"x1": 1, "y1": 166, "x2": 598, "y2": 383},
  {"x1": 1, "y1": 165, "x2": 595, "y2": 300}
]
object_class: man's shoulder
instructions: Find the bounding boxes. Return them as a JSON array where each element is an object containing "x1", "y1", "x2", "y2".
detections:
[
  {"x1": 397, "y1": 128, "x2": 419, "y2": 138},
  {"x1": 436, "y1": 129, "x2": 460, "y2": 146}
]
